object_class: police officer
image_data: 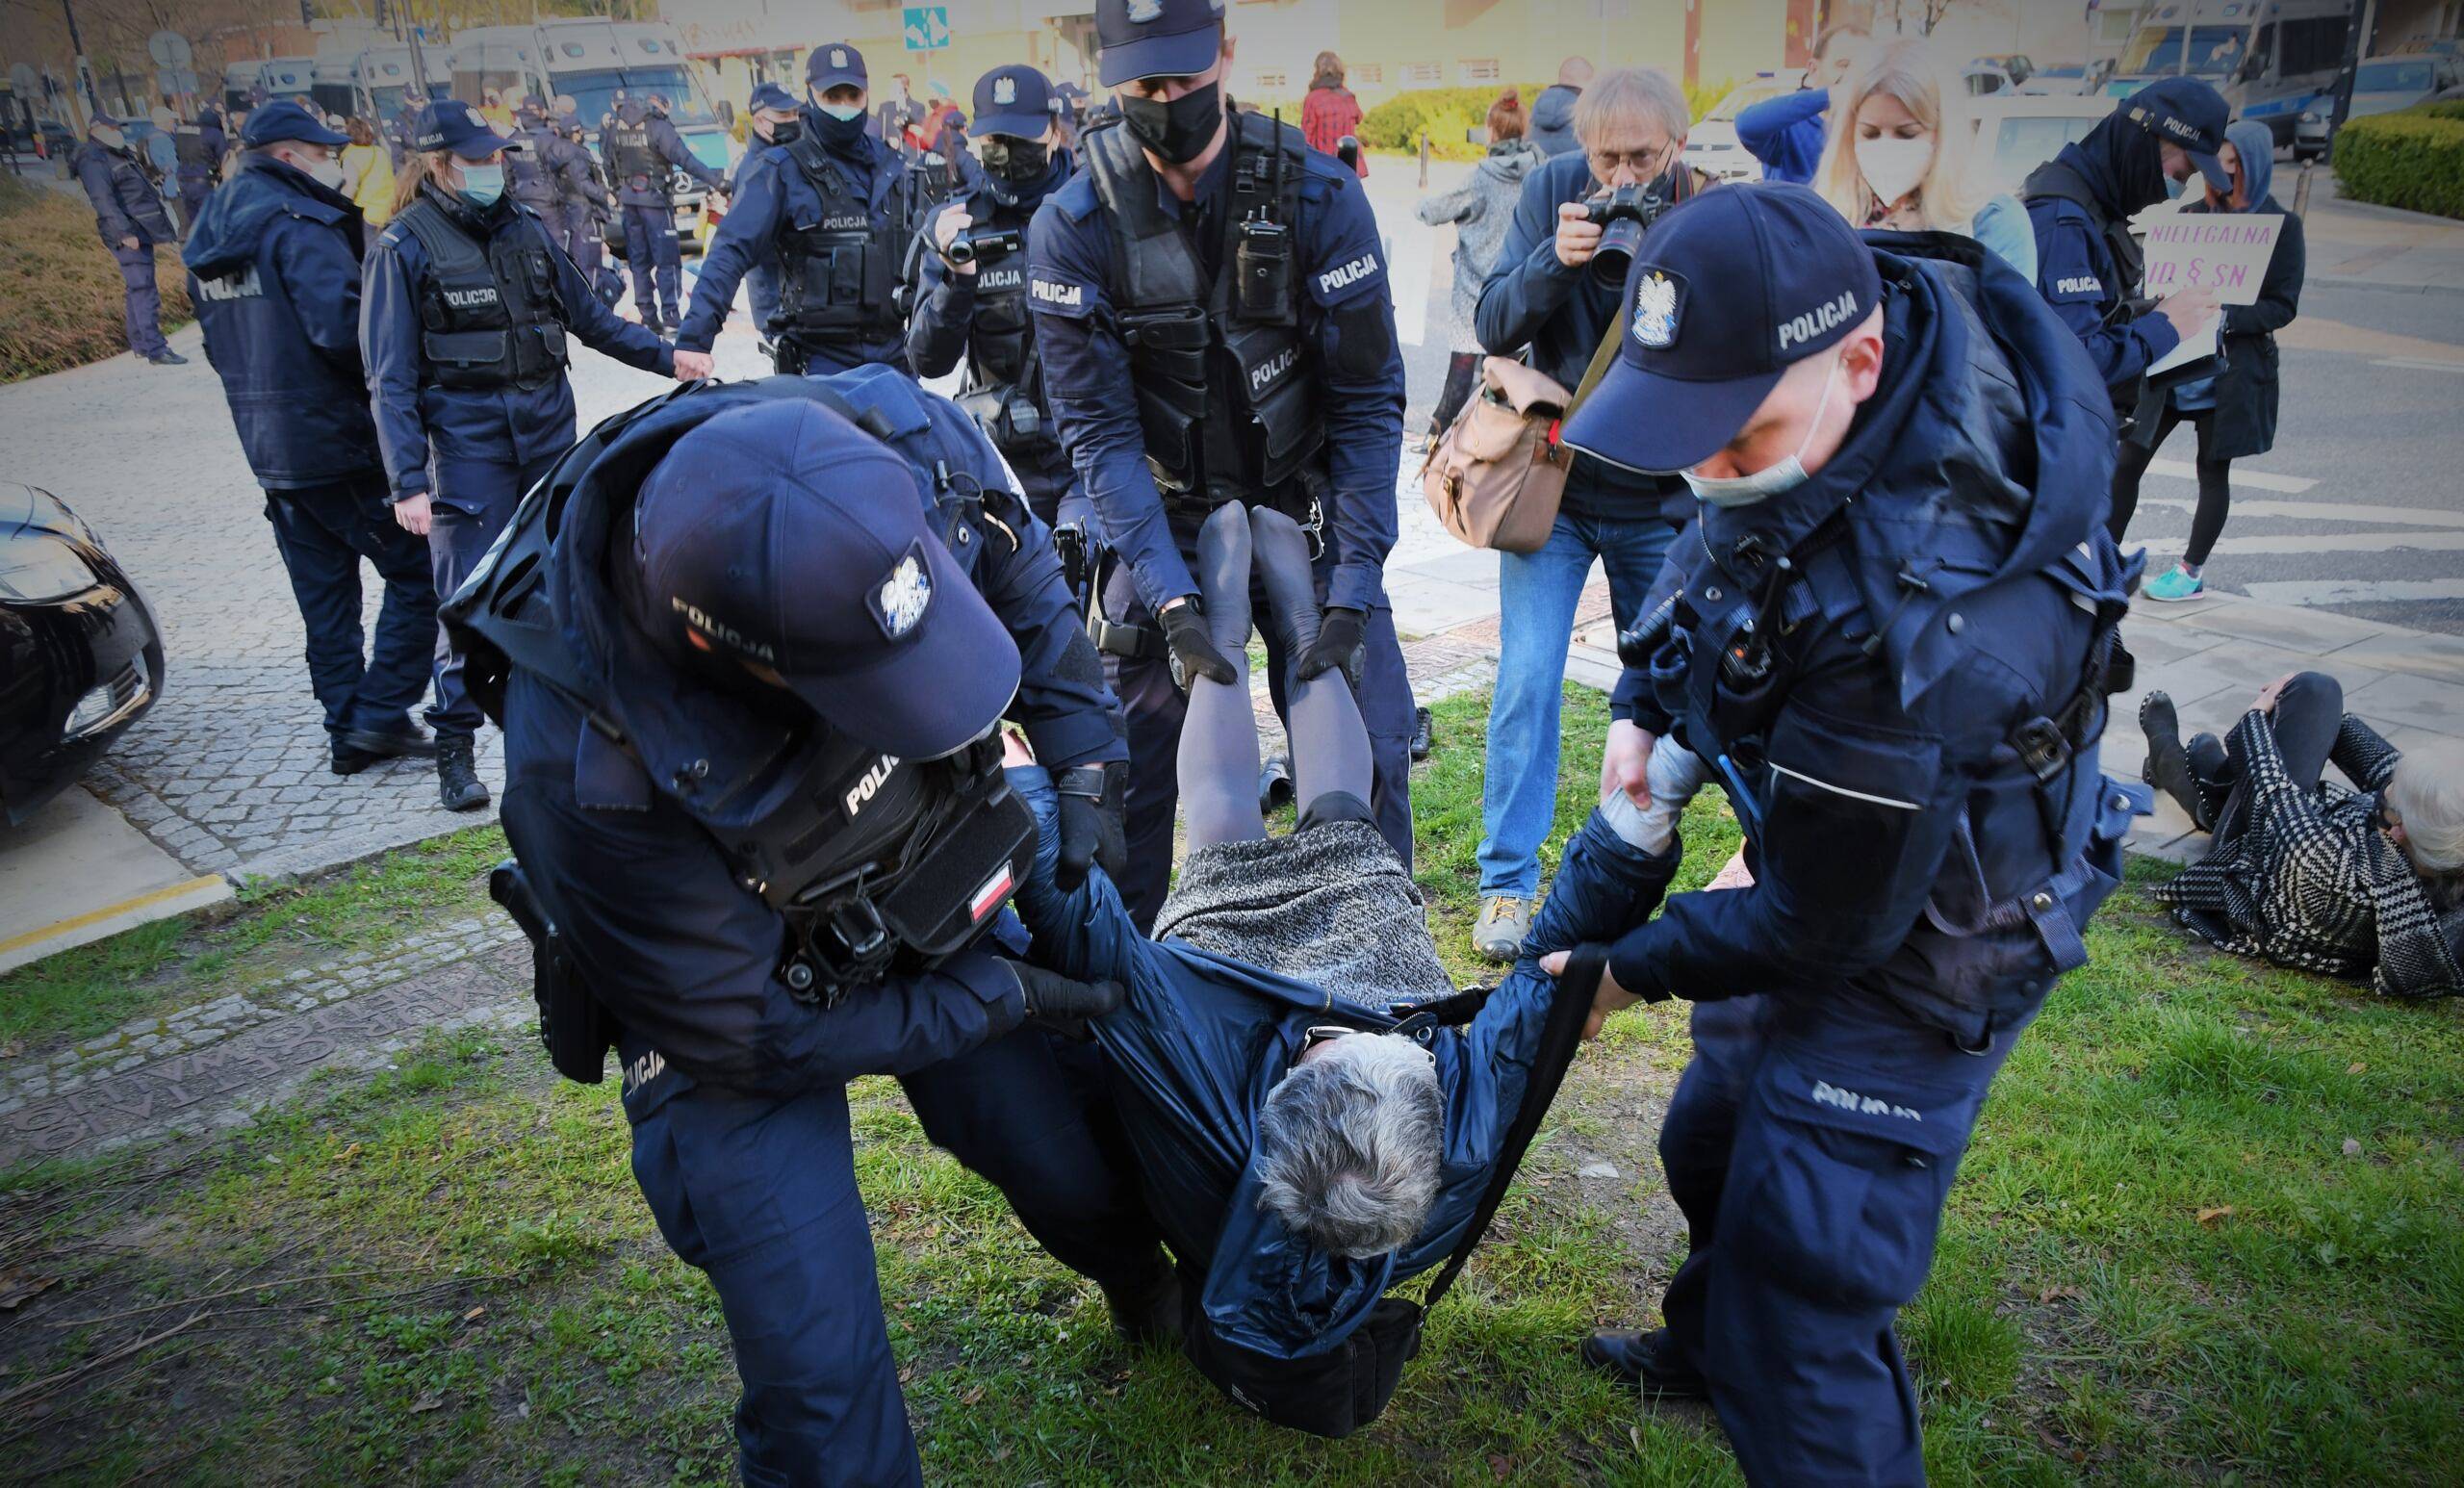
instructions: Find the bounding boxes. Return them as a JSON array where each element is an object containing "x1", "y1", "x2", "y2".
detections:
[
  {"x1": 2024, "y1": 78, "x2": 2233, "y2": 415},
  {"x1": 171, "y1": 110, "x2": 218, "y2": 231},
  {"x1": 504, "y1": 99, "x2": 573, "y2": 256},
  {"x1": 909, "y1": 64, "x2": 1080, "y2": 528},
  {"x1": 362, "y1": 99, "x2": 708, "y2": 812},
  {"x1": 183, "y1": 100, "x2": 438, "y2": 777},
  {"x1": 676, "y1": 42, "x2": 926, "y2": 375},
  {"x1": 550, "y1": 101, "x2": 623, "y2": 307},
  {"x1": 728, "y1": 81, "x2": 800, "y2": 353},
  {"x1": 1052, "y1": 80, "x2": 1091, "y2": 152},
  {"x1": 470, "y1": 374, "x2": 1169, "y2": 1484},
  {"x1": 1552, "y1": 185, "x2": 2145, "y2": 1484},
  {"x1": 73, "y1": 114, "x2": 185, "y2": 366},
  {"x1": 1025, "y1": 0, "x2": 1416, "y2": 928},
  {"x1": 602, "y1": 87, "x2": 723, "y2": 333}
]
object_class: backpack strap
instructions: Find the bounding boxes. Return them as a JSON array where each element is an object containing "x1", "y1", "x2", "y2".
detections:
[{"x1": 1418, "y1": 943, "x2": 1607, "y2": 1311}]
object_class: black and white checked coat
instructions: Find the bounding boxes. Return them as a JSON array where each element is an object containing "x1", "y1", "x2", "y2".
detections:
[{"x1": 2154, "y1": 710, "x2": 2462, "y2": 999}]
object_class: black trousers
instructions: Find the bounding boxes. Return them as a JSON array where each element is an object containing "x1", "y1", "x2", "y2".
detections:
[
  {"x1": 2195, "y1": 671, "x2": 2343, "y2": 843},
  {"x1": 261, "y1": 474, "x2": 438, "y2": 739},
  {"x1": 2110, "y1": 404, "x2": 2232, "y2": 567}
]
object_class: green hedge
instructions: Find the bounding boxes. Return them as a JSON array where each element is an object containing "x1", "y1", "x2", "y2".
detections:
[
  {"x1": 1356, "y1": 77, "x2": 1735, "y2": 164},
  {"x1": 2333, "y1": 104, "x2": 2464, "y2": 218}
]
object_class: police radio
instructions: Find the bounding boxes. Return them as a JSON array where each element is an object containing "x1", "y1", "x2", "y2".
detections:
[{"x1": 1234, "y1": 109, "x2": 1296, "y2": 325}]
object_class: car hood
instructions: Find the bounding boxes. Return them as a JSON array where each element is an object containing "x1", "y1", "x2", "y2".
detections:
[{"x1": 3, "y1": 483, "x2": 96, "y2": 548}]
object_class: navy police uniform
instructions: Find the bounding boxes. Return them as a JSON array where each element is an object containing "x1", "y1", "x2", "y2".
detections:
[
  {"x1": 73, "y1": 121, "x2": 179, "y2": 362},
  {"x1": 679, "y1": 44, "x2": 924, "y2": 374},
  {"x1": 552, "y1": 110, "x2": 622, "y2": 305},
  {"x1": 908, "y1": 64, "x2": 1082, "y2": 526},
  {"x1": 361, "y1": 101, "x2": 676, "y2": 801},
  {"x1": 1562, "y1": 187, "x2": 2147, "y2": 1484},
  {"x1": 2024, "y1": 79, "x2": 2234, "y2": 406},
  {"x1": 184, "y1": 105, "x2": 435, "y2": 768},
  {"x1": 505, "y1": 107, "x2": 578, "y2": 253},
  {"x1": 602, "y1": 94, "x2": 722, "y2": 330},
  {"x1": 1027, "y1": 0, "x2": 1415, "y2": 926},
  {"x1": 730, "y1": 82, "x2": 801, "y2": 340},
  {"x1": 482, "y1": 377, "x2": 1161, "y2": 1485}
]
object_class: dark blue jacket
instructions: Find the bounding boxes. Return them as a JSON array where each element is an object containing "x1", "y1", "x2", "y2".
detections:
[
  {"x1": 74, "y1": 140, "x2": 176, "y2": 246},
  {"x1": 1009, "y1": 774, "x2": 1679, "y2": 1359},
  {"x1": 1474, "y1": 150, "x2": 1689, "y2": 526},
  {"x1": 1526, "y1": 84, "x2": 1581, "y2": 159},
  {"x1": 198, "y1": 110, "x2": 227, "y2": 163},
  {"x1": 2024, "y1": 135, "x2": 2180, "y2": 391},
  {"x1": 361, "y1": 185, "x2": 673, "y2": 500},
  {"x1": 183, "y1": 156, "x2": 382, "y2": 488},
  {"x1": 1734, "y1": 90, "x2": 1830, "y2": 185},
  {"x1": 676, "y1": 119, "x2": 908, "y2": 365},
  {"x1": 495, "y1": 375, "x2": 1124, "y2": 1102},
  {"x1": 1026, "y1": 138, "x2": 1405, "y2": 614},
  {"x1": 603, "y1": 102, "x2": 722, "y2": 207},
  {"x1": 1610, "y1": 238, "x2": 2142, "y2": 1041}
]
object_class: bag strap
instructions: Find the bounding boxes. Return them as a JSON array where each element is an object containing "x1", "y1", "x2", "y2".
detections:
[{"x1": 1417, "y1": 942, "x2": 1608, "y2": 1312}]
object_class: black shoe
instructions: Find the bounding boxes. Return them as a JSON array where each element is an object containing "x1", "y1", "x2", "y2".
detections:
[
  {"x1": 332, "y1": 725, "x2": 440, "y2": 776},
  {"x1": 1258, "y1": 755, "x2": 1295, "y2": 814},
  {"x1": 1410, "y1": 706, "x2": 1435, "y2": 762},
  {"x1": 1580, "y1": 1327, "x2": 1708, "y2": 1400},
  {"x1": 146, "y1": 349, "x2": 188, "y2": 366},
  {"x1": 436, "y1": 736, "x2": 491, "y2": 812},
  {"x1": 2138, "y1": 691, "x2": 2209, "y2": 830},
  {"x1": 1100, "y1": 1258, "x2": 1184, "y2": 1348}
]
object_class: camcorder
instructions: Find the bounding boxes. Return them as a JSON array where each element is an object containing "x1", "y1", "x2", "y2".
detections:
[
  {"x1": 1586, "y1": 183, "x2": 1675, "y2": 286},
  {"x1": 947, "y1": 225, "x2": 1024, "y2": 266}
]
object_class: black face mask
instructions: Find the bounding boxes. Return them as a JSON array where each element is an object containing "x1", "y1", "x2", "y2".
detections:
[
  {"x1": 977, "y1": 138, "x2": 1048, "y2": 186},
  {"x1": 1120, "y1": 82, "x2": 1221, "y2": 165},
  {"x1": 766, "y1": 118, "x2": 802, "y2": 149},
  {"x1": 809, "y1": 104, "x2": 870, "y2": 154}
]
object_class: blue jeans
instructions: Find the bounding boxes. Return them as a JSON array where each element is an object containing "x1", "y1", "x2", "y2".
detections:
[{"x1": 1476, "y1": 508, "x2": 1671, "y2": 900}]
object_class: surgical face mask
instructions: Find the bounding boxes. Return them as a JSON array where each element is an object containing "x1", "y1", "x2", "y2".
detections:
[
  {"x1": 456, "y1": 161, "x2": 505, "y2": 207},
  {"x1": 1682, "y1": 350, "x2": 1845, "y2": 508},
  {"x1": 818, "y1": 102, "x2": 865, "y2": 122},
  {"x1": 1855, "y1": 134, "x2": 1933, "y2": 209},
  {"x1": 2165, "y1": 172, "x2": 2188, "y2": 199},
  {"x1": 92, "y1": 127, "x2": 126, "y2": 151},
  {"x1": 1120, "y1": 80, "x2": 1222, "y2": 165},
  {"x1": 308, "y1": 155, "x2": 348, "y2": 192}
]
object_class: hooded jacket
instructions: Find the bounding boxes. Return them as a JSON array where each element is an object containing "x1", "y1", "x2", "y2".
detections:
[
  {"x1": 1416, "y1": 138, "x2": 1544, "y2": 325},
  {"x1": 1610, "y1": 235, "x2": 2143, "y2": 1042},
  {"x1": 183, "y1": 155, "x2": 382, "y2": 487},
  {"x1": 1527, "y1": 83, "x2": 1580, "y2": 159},
  {"x1": 1008, "y1": 773, "x2": 1680, "y2": 1361},
  {"x1": 2024, "y1": 113, "x2": 2180, "y2": 393}
]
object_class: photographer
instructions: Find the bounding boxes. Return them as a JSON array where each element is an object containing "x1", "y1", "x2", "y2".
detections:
[{"x1": 1465, "y1": 65, "x2": 1706, "y2": 962}]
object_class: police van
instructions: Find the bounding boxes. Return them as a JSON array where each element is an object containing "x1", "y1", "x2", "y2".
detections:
[{"x1": 2103, "y1": 0, "x2": 2357, "y2": 146}]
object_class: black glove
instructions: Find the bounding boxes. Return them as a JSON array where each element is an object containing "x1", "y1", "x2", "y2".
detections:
[
  {"x1": 1161, "y1": 601, "x2": 1238, "y2": 691},
  {"x1": 1012, "y1": 962, "x2": 1126, "y2": 1026},
  {"x1": 1055, "y1": 763, "x2": 1127, "y2": 892},
  {"x1": 1296, "y1": 605, "x2": 1368, "y2": 685}
]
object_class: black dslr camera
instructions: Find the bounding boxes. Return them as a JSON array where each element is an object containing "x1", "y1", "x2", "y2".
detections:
[
  {"x1": 947, "y1": 225, "x2": 1023, "y2": 266},
  {"x1": 1585, "y1": 183, "x2": 1673, "y2": 286}
]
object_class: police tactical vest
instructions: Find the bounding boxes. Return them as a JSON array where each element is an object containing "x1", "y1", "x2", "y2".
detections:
[
  {"x1": 1081, "y1": 112, "x2": 1322, "y2": 504},
  {"x1": 2019, "y1": 160, "x2": 2144, "y2": 325},
  {"x1": 774, "y1": 133, "x2": 911, "y2": 345},
  {"x1": 604, "y1": 116, "x2": 663, "y2": 192},
  {"x1": 507, "y1": 126, "x2": 561, "y2": 205},
  {"x1": 393, "y1": 195, "x2": 571, "y2": 392},
  {"x1": 947, "y1": 186, "x2": 1057, "y2": 455}
]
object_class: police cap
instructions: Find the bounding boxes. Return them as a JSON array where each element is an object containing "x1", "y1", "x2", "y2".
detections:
[
  {"x1": 970, "y1": 64, "x2": 1055, "y2": 140},
  {"x1": 2120, "y1": 77, "x2": 2234, "y2": 193},
  {"x1": 1096, "y1": 0, "x2": 1225, "y2": 87}
]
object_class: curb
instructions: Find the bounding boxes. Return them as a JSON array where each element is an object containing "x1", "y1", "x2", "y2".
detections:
[
  {"x1": 2308, "y1": 274, "x2": 2464, "y2": 298},
  {"x1": 0, "y1": 874, "x2": 234, "y2": 977}
]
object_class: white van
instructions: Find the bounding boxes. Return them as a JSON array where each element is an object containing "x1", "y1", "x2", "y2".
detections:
[
  {"x1": 2104, "y1": 0, "x2": 2358, "y2": 148},
  {"x1": 1681, "y1": 72, "x2": 1807, "y2": 184}
]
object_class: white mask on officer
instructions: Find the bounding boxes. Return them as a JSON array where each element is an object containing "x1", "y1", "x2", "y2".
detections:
[{"x1": 1681, "y1": 348, "x2": 1845, "y2": 508}]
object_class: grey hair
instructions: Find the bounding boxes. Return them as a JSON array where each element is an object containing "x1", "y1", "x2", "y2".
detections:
[
  {"x1": 2386, "y1": 741, "x2": 2464, "y2": 878},
  {"x1": 1254, "y1": 1034, "x2": 1444, "y2": 1259},
  {"x1": 1574, "y1": 66, "x2": 1690, "y2": 153}
]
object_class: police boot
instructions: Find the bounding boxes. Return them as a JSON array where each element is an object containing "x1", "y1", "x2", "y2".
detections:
[
  {"x1": 1580, "y1": 1327, "x2": 1709, "y2": 1401},
  {"x1": 1100, "y1": 1255, "x2": 1185, "y2": 1349},
  {"x1": 332, "y1": 723, "x2": 440, "y2": 777},
  {"x1": 436, "y1": 736, "x2": 490, "y2": 812}
]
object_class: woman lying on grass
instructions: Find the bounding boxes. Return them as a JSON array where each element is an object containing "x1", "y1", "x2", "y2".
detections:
[{"x1": 2142, "y1": 671, "x2": 2464, "y2": 998}]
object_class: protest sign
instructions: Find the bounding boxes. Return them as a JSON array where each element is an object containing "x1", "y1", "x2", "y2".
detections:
[{"x1": 2143, "y1": 213, "x2": 2283, "y2": 376}]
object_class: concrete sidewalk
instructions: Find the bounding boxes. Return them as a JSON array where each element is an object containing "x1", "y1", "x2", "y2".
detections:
[{"x1": 2297, "y1": 167, "x2": 2464, "y2": 295}]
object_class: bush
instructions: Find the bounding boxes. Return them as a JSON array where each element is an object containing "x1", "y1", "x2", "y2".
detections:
[
  {"x1": 0, "y1": 173, "x2": 192, "y2": 382},
  {"x1": 2332, "y1": 104, "x2": 2464, "y2": 219},
  {"x1": 1358, "y1": 76, "x2": 1740, "y2": 164}
]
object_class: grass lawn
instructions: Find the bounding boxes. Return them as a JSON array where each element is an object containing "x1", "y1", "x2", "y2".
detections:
[{"x1": 3, "y1": 685, "x2": 2459, "y2": 1483}]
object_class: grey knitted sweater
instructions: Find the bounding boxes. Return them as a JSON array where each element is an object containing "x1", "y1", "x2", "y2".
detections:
[{"x1": 1154, "y1": 821, "x2": 1455, "y2": 1011}]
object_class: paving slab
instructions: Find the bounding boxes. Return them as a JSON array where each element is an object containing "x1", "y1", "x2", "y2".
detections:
[
  {"x1": 0, "y1": 787, "x2": 231, "y2": 976},
  {"x1": 2339, "y1": 668, "x2": 2464, "y2": 736}
]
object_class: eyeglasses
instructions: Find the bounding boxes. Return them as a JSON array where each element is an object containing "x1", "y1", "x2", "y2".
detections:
[{"x1": 1585, "y1": 143, "x2": 1675, "y2": 180}]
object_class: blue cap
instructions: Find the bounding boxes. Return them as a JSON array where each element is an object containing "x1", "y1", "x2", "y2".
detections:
[
  {"x1": 241, "y1": 99, "x2": 350, "y2": 149},
  {"x1": 748, "y1": 82, "x2": 797, "y2": 115},
  {"x1": 807, "y1": 41, "x2": 868, "y2": 92},
  {"x1": 629, "y1": 400, "x2": 1022, "y2": 757},
  {"x1": 1561, "y1": 183, "x2": 1885, "y2": 475},
  {"x1": 970, "y1": 64, "x2": 1055, "y2": 139},
  {"x1": 1096, "y1": 0, "x2": 1225, "y2": 87},
  {"x1": 2121, "y1": 78, "x2": 2233, "y2": 192},
  {"x1": 411, "y1": 99, "x2": 519, "y2": 156}
]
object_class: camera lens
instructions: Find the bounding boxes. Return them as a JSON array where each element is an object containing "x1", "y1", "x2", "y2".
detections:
[
  {"x1": 1592, "y1": 217, "x2": 1644, "y2": 287},
  {"x1": 948, "y1": 235, "x2": 977, "y2": 266}
]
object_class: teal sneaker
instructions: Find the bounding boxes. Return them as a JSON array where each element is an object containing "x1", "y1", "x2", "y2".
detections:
[{"x1": 2143, "y1": 566, "x2": 2206, "y2": 603}]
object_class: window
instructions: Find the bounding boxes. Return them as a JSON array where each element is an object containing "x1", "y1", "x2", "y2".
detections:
[
  {"x1": 1457, "y1": 58, "x2": 1500, "y2": 84},
  {"x1": 1355, "y1": 63, "x2": 1383, "y2": 85},
  {"x1": 1252, "y1": 69, "x2": 1287, "y2": 90},
  {"x1": 1401, "y1": 61, "x2": 1441, "y2": 87}
]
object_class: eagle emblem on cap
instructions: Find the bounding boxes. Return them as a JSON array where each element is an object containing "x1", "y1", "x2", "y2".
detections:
[
  {"x1": 874, "y1": 550, "x2": 933, "y2": 639},
  {"x1": 831, "y1": 48, "x2": 849, "y2": 68},
  {"x1": 1126, "y1": 0, "x2": 1165, "y2": 22},
  {"x1": 993, "y1": 76, "x2": 1017, "y2": 105},
  {"x1": 1632, "y1": 270, "x2": 1680, "y2": 349}
]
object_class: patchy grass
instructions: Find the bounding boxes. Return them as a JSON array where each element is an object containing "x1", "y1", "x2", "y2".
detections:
[
  {"x1": 0, "y1": 825, "x2": 509, "y2": 1053},
  {"x1": 0, "y1": 174, "x2": 192, "y2": 382},
  {"x1": 2, "y1": 685, "x2": 2459, "y2": 1482}
]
